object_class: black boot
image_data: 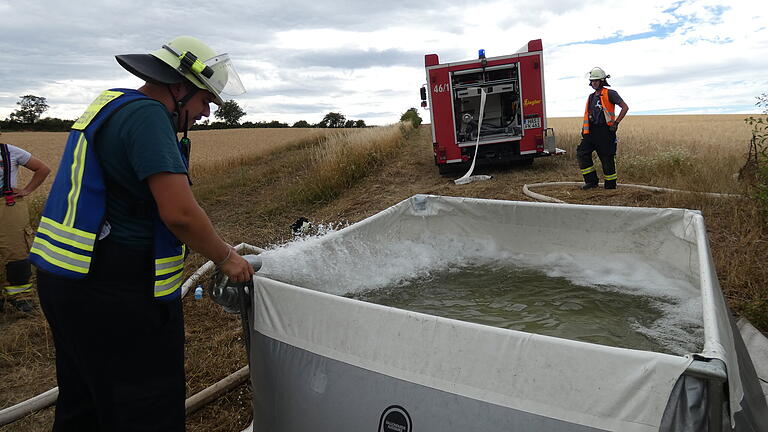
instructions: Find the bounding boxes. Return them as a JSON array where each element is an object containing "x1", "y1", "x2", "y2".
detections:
[
  {"x1": 604, "y1": 179, "x2": 617, "y2": 189},
  {"x1": 9, "y1": 297, "x2": 36, "y2": 313},
  {"x1": 582, "y1": 171, "x2": 599, "y2": 190}
]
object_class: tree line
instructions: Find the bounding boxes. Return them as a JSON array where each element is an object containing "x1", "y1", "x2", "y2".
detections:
[
  {"x1": 192, "y1": 102, "x2": 368, "y2": 130},
  {"x1": 1, "y1": 95, "x2": 399, "y2": 132}
]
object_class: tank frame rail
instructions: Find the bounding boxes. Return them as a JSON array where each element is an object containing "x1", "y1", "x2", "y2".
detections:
[{"x1": 683, "y1": 358, "x2": 727, "y2": 431}]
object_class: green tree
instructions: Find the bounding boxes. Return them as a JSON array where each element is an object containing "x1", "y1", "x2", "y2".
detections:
[
  {"x1": 318, "y1": 112, "x2": 346, "y2": 128},
  {"x1": 744, "y1": 92, "x2": 768, "y2": 210},
  {"x1": 265, "y1": 120, "x2": 289, "y2": 128},
  {"x1": 214, "y1": 99, "x2": 246, "y2": 126},
  {"x1": 400, "y1": 107, "x2": 422, "y2": 128},
  {"x1": 9, "y1": 95, "x2": 49, "y2": 123},
  {"x1": 354, "y1": 119, "x2": 367, "y2": 128},
  {"x1": 292, "y1": 120, "x2": 311, "y2": 128}
]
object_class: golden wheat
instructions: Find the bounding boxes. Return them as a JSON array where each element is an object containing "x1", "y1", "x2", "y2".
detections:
[
  {"x1": 548, "y1": 114, "x2": 752, "y2": 193},
  {"x1": 1, "y1": 128, "x2": 330, "y2": 193},
  {"x1": 292, "y1": 123, "x2": 412, "y2": 203}
]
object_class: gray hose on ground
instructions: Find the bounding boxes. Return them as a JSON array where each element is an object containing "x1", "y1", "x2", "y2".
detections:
[
  {"x1": 522, "y1": 182, "x2": 744, "y2": 204},
  {"x1": 0, "y1": 387, "x2": 58, "y2": 427},
  {"x1": 185, "y1": 365, "x2": 250, "y2": 415},
  {"x1": 0, "y1": 242, "x2": 265, "y2": 427}
]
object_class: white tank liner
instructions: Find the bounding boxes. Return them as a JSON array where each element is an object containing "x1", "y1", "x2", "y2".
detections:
[{"x1": 249, "y1": 194, "x2": 766, "y2": 431}]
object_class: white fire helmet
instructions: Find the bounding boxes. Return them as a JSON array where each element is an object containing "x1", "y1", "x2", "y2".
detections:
[{"x1": 586, "y1": 67, "x2": 610, "y2": 81}]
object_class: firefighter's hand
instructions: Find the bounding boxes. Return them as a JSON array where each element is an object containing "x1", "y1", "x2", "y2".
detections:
[
  {"x1": 12, "y1": 188, "x2": 30, "y2": 198},
  {"x1": 609, "y1": 123, "x2": 619, "y2": 132},
  {"x1": 218, "y1": 246, "x2": 255, "y2": 283}
]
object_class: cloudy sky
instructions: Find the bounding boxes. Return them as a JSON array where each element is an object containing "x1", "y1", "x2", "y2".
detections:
[{"x1": 1, "y1": 0, "x2": 766, "y2": 125}]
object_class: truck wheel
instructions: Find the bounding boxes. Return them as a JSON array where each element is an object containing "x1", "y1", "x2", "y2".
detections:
[
  {"x1": 438, "y1": 164, "x2": 454, "y2": 176},
  {"x1": 514, "y1": 157, "x2": 534, "y2": 167},
  {"x1": 437, "y1": 163, "x2": 467, "y2": 176}
]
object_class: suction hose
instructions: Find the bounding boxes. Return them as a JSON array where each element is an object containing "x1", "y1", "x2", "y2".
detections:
[
  {"x1": 0, "y1": 242, "x2": 265, "y2": 428},
  {"x1": 522, "y1": 182, "x2": 744, "y2": 203}
]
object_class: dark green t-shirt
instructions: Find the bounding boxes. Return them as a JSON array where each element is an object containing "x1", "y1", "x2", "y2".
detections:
[{"x1": 95, "y1": 99, "x2": 187, "y2": 247}]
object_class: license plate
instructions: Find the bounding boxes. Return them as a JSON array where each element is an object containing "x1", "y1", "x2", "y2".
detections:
[{"x1": 524, "y1": 117, "x2": 541, "y2": 129}]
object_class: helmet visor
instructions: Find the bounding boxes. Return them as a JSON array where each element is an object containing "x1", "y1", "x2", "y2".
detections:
[{"x1": 199, "y1": 54, "x2": 246, "y2": 104}]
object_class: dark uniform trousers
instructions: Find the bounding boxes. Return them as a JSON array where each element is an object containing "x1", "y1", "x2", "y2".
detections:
[
  {"x1": 37, "y1": 238, "x2": 185, "y2": 432},
  {"x1": 577, "y1": 124, "x2": 617, "y2": 187}
]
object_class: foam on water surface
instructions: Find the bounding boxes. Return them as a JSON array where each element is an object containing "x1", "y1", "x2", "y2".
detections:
[{"x1": 259, "y1": 228, "x2": 703, "y2": 356}]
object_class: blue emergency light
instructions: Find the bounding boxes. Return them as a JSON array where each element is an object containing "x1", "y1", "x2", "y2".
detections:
[{"x1": 478, "y1": 49, "x2": 486, "y2": 59}]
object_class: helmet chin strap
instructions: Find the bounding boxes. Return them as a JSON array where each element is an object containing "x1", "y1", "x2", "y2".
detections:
[{"x1": 167, "y1": 85, "x2": 198, "y2": 184}]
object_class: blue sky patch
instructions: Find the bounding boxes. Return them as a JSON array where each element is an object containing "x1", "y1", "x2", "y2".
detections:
[
  {"x1": 559, "y1": 20, "x2": 684, "y2": 46},
  {"x1": 558, "y1": 2, "x2": 733, "y2": 48}
]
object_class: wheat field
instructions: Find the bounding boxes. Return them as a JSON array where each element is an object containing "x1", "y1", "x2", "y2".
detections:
[
  {"x1": 548, "y1": 114, "x2": 753, "y2": 193},
  {"x1": 1, "y1": 128, "x2": 331, "y2": 196}
]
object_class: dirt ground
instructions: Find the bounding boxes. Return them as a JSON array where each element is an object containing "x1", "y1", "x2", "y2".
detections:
[{"x1": 1, "y1": 125, "x2": 762, "y2": 431}]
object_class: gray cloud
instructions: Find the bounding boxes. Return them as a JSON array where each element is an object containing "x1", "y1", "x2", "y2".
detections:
[
  {"x1": 498, "y1": 0, "x2": 588, "y2": 28},
  {"x1": 281, "y1": 48, "x2": 422, "y2": 69},
  {"x1": 350, "y1": 110, "x2": 397, "y2": 118},
  {"x1": 620, "y1": 57, "x2": 767, "y2": 87},
  {"x1": 259, "y1": 102, "x2": 336, "y2": 114},
  {"x1": 1, "y1": 0, "x2": 765, "y2": 122}
]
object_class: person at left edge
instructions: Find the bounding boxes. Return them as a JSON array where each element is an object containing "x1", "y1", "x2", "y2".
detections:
[
  {"x1": 0, "y1": 131, "x2": 50, "y2": 313},
  {"x1": 30, "y1": 36, "x2": 254, "y2": 432}
]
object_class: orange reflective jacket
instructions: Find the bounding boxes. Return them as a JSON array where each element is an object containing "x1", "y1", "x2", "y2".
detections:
[{"x1": 582, "y1": 88, "x2": 616, "y2": 134}]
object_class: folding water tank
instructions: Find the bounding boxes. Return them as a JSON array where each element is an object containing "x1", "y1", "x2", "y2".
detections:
[{"x1": 244, "y1": 195, "x2": 767, "y2": 431}]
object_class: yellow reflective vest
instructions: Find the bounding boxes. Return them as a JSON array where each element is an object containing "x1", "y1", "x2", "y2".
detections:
[{"x1": 29, "y1": 89, "x2": 187, "y2": 301}]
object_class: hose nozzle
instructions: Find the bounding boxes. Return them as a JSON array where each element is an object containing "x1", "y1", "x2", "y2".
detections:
[{"x1": 209, "y1": 254, "x2": 262, "y2": 314}]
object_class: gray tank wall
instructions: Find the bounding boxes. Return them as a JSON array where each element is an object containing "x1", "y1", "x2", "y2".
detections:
[{"x1": 249, "y1": 331, "x2": 605, "y2": 432}]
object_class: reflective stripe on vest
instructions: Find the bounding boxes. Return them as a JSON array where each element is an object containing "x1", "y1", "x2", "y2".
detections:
[
  {"x1": 582, "y1": 88, "x2": 616, "y2": 134},
  {"x1": 64, "y1": 132, "x2": 88, "y2": 226},
  {"x1": 30, "y1": 89, "x2": 188, "y2": 301},
  {"x1": 30, "y1": 215, "x2": 95, "y2": 274},
  {"x1": 154, "y1": 245, "x2": 186, "y2": 298}
]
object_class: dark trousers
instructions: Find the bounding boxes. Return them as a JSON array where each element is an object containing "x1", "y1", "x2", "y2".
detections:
[
  {"x1": 577, "y1": 125, "x2": 617, "y2": 185},
  {"x1": 37, "y1": 238, "x2": 185, "y2": 432}
]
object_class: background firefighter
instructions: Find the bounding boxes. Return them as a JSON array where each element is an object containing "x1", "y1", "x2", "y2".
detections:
[
  {"x1": 577, "y1": 67, "x2": 629, "y2": 190},
  {"x1": 0, "y1": 133, "x2": 50, "y2": 313}
]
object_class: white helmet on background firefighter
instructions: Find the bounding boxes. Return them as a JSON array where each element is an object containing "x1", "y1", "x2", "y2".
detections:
[
  {"x1": 586, "y1": 67, "x2": 611, "y2": 87},
  {"x1": 115, "y1": 36, "x2": 246, "y2": 106}
]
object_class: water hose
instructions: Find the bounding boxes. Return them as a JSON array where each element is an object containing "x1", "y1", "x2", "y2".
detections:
[
  {"x1": 184, "y1": 365, "x2": 250, "y2": 416},
  {"x1": 0, "y1": 242, "x2": 265, "y2": 427},
  {"x1": 455, "y1": 88, "x2": 492, "y2": 185},
  {"x1": 522, "y1": 182, "x2": 744, "y2": 204}
]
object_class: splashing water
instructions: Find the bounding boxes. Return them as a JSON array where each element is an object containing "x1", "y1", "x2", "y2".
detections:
[{"x1": 259, "y1": 229, "x2": 703, "y2": 355}]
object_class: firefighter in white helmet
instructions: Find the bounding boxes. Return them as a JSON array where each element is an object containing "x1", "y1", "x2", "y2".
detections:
[
  {"x1": 31, "y1": 36, "x2": 254, "y2": 430},
  {"x1": 577, "y1": 67, "x2": 629, "y2": 189}
]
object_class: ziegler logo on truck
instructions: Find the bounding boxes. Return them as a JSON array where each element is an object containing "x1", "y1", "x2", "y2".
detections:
[{"x1": 524, "y1": 98, "x2": 542, "y2": 106}]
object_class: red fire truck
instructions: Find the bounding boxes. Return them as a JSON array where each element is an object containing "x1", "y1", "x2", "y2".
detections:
[{"x1": 421, "y1": 39, "x2": 563, "y2": 175}]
